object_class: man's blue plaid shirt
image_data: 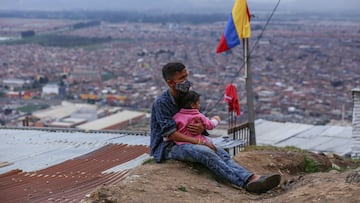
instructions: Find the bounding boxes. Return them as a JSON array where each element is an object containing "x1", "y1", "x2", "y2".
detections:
[{"x1": 150, "y1": 89, "x2": 180, "y2": 162}]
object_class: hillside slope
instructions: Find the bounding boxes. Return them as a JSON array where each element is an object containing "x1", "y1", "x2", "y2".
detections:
[{"x1": 81, "y1": 149, "x2": 360, "y2": 203}]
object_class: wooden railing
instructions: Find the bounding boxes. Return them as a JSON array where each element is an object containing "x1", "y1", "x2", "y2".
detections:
[{"x1": 227, "y1": 122, "x2": 250, "y2": 155}]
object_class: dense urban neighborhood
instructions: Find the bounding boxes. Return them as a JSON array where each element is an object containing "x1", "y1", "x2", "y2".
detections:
[{"x1": 0, "y1": 11, "x2": 359, "y2": 127}]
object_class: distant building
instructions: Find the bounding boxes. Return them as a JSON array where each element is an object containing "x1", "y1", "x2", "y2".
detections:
[
  {"x1": 4, "y1": 90, "x2": 34, "y2": 99},
  {"x1": 32, "y1": 101, "x2": 97, "y2": 123},
  {"x1": 70, "y1": 65, "x2": 102, "y2": 83},
  {"x1": 77, "y1": 110, "x2": 146, "y2": 131},
  {"x1": 48, "y1": 117, "x2": 88, "y2": 128},
  {"x1": 42, "y1": 83, "x2": 60, "y2": 97},
  {"x1": 70, "y1": 107, "x2": 98, "y2": 122},
  {"x1": 20, "y1": 30, "x2": 35, "y2": 38},
  {"x1": 2, "y1": 79, "x2": 30, "y2": 90}
]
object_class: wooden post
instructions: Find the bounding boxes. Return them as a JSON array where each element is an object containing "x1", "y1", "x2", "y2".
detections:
[
  {"x1": 352, "y1": 88, "x2": 360, "y2": 158},
  {"x1": 243, "y1": 38, "x2": 256, "y2": 145}
]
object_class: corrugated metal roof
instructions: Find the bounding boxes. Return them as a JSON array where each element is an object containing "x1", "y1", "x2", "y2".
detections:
[
  {"x1": 0, "y1": 127, "x2": 150, "y2": 174},
  {"x1": 255, "y1": 119, "x2": 313, "y2": 145},
  {"x1": 0, "y1": 118, "x2": 354, "y2": 202},
  {"x1": 32, "y1": 101, "x2": 97, "y2": 120},
  {"x1": 0, "y1": 144, "x2": 149, "y2": 203},
  {"x1": 1, "y1": 119, "x2": 351, "y2": 175},
  {"x1": 77, "y1": 110, "x2": 146, "y2": 130},
  {"x1": 103, "y1": 153, "x2": 151, "y2": 173},
  {"x1": 255, "y1": 119, "x2": 352, "y2": 156},
  {"x1": 208, "y1": 119, "x2": 353, "y2": 156}
]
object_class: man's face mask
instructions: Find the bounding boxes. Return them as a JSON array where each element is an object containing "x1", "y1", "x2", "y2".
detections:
[{"x1": 175, "y1": 80, "x2": 192, "y2": 93}]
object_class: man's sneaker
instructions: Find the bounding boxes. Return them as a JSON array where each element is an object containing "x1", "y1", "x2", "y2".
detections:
[{"x1": 245, "y1": 174, "x2": 281, "y2": 194}]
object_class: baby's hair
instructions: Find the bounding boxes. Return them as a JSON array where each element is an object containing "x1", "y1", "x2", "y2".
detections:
[{"x1": 179, "y1": 90, "x2": 200, "y2": 109}]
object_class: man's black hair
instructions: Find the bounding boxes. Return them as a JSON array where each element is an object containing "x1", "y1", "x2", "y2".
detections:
[
  {"x1": 162, "y1": 62, "x2": 186, "y2": 81},
  {"x1": 179, "y1": 90, "x2": 200, "y2": 109}
]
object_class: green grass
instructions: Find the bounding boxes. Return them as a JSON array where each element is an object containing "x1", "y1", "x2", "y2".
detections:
[
  {"x1": 142, "y1": 158, "x2": 156, "y2": 165},
  {"x1": 245, "y1": 145, "x2": 329, "y2": 173},
  {"x1": 304, "y1": 156, "x2": 320, "y2": 173},
  {"x1": 245, "y1": 145, "x2": 306, "y2": 153},
  {"x1": 178, "y1": 185, "x2": 187, "y2": 192}
]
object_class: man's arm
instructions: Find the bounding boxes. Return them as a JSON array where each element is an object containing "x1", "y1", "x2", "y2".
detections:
[
  {"x1": 168, "y1": 131, "x2": 216, "y2": 151},
  {"x1": 168, "y1": 131, "x2": 198, "y2": 143}
]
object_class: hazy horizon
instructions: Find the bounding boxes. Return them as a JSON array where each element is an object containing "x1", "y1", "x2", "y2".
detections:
[{"x1": 0, "y1": 0, "x2": 359, "y2": 14}]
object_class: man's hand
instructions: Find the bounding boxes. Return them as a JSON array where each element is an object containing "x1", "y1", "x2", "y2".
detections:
[
  {"x1": 202, "y1": 140, "x2": 217, "y2": 151},
  {"x1": 186, "y1": 118, "x2": 205, "y2": 135}
]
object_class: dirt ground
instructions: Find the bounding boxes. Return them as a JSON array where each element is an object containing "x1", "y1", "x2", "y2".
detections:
[{"x1": 81, "y1": 149, "x2": 360, "y2": 203}]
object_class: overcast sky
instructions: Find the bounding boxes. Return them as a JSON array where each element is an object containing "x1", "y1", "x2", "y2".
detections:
[{"x1": 0, "y1": 0, "x2": 359, "y2": 14}]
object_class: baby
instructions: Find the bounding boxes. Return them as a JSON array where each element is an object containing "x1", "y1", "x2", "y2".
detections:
[{"x1": 173, "y1": 90, "x2": 221, "y2": 145}]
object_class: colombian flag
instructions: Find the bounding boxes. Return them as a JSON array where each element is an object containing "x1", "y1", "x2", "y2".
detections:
[{"x1": 216, "y1": 0, "x2": 251, "y2": 53}]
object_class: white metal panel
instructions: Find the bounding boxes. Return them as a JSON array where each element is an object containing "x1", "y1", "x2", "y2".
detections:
[
  {"x1": 0, "y1": 128, "x2": 149, "y2": 174},
  {"x1": 256, "y1": 120, "x2": 352, "y2": 156},
  {"x1": 77, "y1": 110, "x2": 145, "y2": 130}
]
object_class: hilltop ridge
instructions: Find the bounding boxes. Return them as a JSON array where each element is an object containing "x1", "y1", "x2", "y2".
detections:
[{"x1": 81, "y1": 148, "x2": 360, "y2": 203}]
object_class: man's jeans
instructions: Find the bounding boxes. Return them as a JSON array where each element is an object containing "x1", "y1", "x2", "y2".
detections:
[{"x1": 165, "y1": 143, "x2": 253, "y2": 188}]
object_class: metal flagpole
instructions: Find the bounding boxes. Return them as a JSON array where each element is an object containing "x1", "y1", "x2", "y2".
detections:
[{"x1": 243, "y1": 38, "x2": 256, "y2": 145}]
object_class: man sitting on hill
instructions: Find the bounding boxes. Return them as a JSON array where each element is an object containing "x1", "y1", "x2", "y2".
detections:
[{"x1": 150, "y1": 62, "x2": 281, "y2": 193}]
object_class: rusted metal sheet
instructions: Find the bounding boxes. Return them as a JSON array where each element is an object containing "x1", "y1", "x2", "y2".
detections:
[{"x1": 0, "y1": 144, "x2": 149, "y2": 203}]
